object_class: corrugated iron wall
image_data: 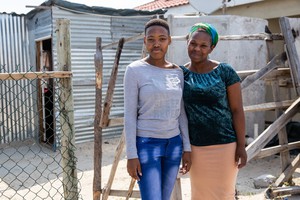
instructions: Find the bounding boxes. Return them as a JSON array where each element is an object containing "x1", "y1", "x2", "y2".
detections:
[
  {"x1": 29, "y1": 7, "x2": 151, "y2": 143},
  {"x1": 2, "y1": 7, "x2": 152, "y2": 145},
  {"x1": 0, "y1": 14, "x2": 31, "y2": 70},
  {"x1": 0, "y1": 13, "x2": 34, "y2": 143}
]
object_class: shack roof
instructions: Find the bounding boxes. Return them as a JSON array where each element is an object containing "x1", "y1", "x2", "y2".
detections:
[{"x1": 27, "y1": 0, "x2": 166, "y2": 19}]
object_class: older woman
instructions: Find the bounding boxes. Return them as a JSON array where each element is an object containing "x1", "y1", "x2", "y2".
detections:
[{"x1": 180, "y1": 23, "x2": 247, "y2": 199}]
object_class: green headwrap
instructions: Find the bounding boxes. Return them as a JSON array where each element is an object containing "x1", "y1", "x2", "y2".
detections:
[{"x1": 189, "y1": 23, "x2": 219, "y2": 46}]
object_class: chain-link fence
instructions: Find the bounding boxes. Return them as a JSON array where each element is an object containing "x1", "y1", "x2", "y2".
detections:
[{"x1": 0, "y1": 66, "x2": 83, "y2": 200}]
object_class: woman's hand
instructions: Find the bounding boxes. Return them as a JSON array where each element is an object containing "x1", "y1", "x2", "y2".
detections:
[
  {"x1": 127, "y1": 158, "x2": 142, "y2": 180},
  {"x1": 180, "y1": 151, "x2": 192, "y2": 174},
  {"x1": 235, "y1": 145, "x2": 247, "y2": 169}
]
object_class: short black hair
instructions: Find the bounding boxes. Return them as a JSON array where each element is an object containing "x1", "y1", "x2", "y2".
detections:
[{"x1": 144, "y1": 18, "x2": 170, "y2": 35}]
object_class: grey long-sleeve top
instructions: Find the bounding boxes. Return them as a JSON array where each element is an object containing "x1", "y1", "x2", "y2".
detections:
[{"x1": 124, "y1": 60, "x2": 191, "y2": 159}]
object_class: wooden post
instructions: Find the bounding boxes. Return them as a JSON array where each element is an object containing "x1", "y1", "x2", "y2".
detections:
[
  {"x1": 100, "y1": 38, "x2": 125, "y2": 200},
  {"x1": 93, "y1": 37, "x2": 103, "y2": 200},
  {"x1": 100, "y1": 38, "x2": 125, "y2": 128},
  {"x1": 279, "y1": 17, "x2": 300, "y2": 95},
  {"x1": 141, "y1": 43, "x2": 147, "y2": 58},
  {"x1": 271, "y1": 80, "x2": 291, "y2": 173},
  {"x1": 56, "y1": 19, "x2": 78, "y2": 199}
]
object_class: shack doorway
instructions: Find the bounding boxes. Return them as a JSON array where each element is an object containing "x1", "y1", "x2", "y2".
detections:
[{"x1": 36, "y1": 38, "x2": 55, "y2": 150}]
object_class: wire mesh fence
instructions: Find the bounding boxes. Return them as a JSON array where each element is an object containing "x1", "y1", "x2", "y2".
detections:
[{"x1": 0, "y1": 65, "x2": 83, "y2": 200}]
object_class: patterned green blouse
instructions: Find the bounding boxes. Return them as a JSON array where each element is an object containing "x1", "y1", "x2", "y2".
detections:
[{"x1": 180, "y1": 63, "x2": 240, "y2": 146}]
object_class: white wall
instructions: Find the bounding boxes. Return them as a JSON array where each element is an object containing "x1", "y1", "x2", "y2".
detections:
[{"x1": 167, "y1": 15, "x2": 269, "y2": 137}]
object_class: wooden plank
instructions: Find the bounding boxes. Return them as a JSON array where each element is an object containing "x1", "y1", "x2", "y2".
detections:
[
  {"x1": 0, "y1": 71, "x2": 72, "y2": 80},
  {"x1": 241, "y1": 52, "x2": 287, "y2": 89},
  {"x1": 266, "y1": 186, "x2": 300, "y2": 199},
  {"x1": 255, "y1": 141, "x2": 300, "y2": 159},
  {"x1": 36, "y1": 41, "x2": 44, "y2": 144},
  {"x1": 279, "y1": 17, "x2": 300, "y2": 94},
  {"x1": 126, "y1": 178, "x2": 136, "y2": 200},
  {"x1": 237, "y1": 68, "x2": 291, "y2": 81},
  {"x1": 102, "y1": 33, "x2": 143, "y2": 49},
  {"x1": 171, "y1": 178, "x2": 182, "y2": 200},
  {"x1": 107, "y1": 117, "x2": 124, "y2": 127},
  {"x1": 246, "y1": 97, "x2": 300, "y2": 161},
  {"x1": 284, "y1": 44, "x2": 299, "y2": 94},
  {"x1": 102, "y1": 130, "x2": 126, "y2": 200},
  {"x1": 263, "y1": 68, "x2": 292, "y2": 82},
  {"x1": 172, "y1": 33, "x2": 284, "y2": 41},
  {"x1": 107, "y1": 189, "x2": 140, "y2": 198},
  {"x1": 243, "y1": 99, "x2": 294, "y2": 112},
  {"x1": 219, "y1": 33, "x2": 284, "y2": 41},
  {"x1": 93, "y1": 37, "x2": 103, "y2": 200},
  {"x1": 275, "y1": 154, "x2": 300, "y2": 186},
  {"x1": 237, "y1": 69, "x2": 257, "y2": 80},
  {"x1": 100, "y1": 38, "x2": 125, "y2": 128},
  {"x1": 271, "y1": 81, "x2": 291, "y2": 171},
  {"x1": 56, "y1": 19, "x2": 78, "y2": 200}
]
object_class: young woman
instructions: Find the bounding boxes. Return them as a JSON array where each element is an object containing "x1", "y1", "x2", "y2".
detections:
[
  {"x1": 180, "y1": 22, "x2": 247, "y2": 199},
  {"x1": 124, "y1": 18, "x2": 191, "y2": 200}
]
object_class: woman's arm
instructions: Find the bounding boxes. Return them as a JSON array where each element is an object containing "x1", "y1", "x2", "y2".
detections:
[
  {"x1": 227, "y1": 82, "x2": 247, "y2": 168},
  {"x1": 124, "y1": 66, "x2": 142, "y2": 180},
  {"x1": 124, "y1": 66, "x2": 138, "y2": 159},
  {"x1": 179, "y1": 96, "x2": 192, "y2": 173}
]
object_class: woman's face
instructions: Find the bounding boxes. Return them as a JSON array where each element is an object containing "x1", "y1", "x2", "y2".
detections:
[
  {"x1": 187, "y1": 31, "x2": 214, "y2": 63},
  {"x1": 144, "y1": 25, "x2": 171, "y2": 60}
]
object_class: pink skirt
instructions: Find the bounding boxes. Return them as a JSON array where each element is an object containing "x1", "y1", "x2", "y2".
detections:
[{"x1": 189, "y1": 142, "x2": 238, "y2": 200}]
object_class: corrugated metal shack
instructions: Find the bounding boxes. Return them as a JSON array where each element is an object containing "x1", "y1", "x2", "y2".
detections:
[
  {"x1": 1, "y1": 0, "x2": 165, "y2": 148},
  {"x1": 0, "y1": 13, "x2": 33, "y2": 143}
]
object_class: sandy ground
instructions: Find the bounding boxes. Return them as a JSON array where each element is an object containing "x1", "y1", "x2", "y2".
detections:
[
  {"x1": 77, "y1": 136, "x2": 300, "y2": 200},
  {"x1": 1, "y1": 136, "x2": 300, "y2": 200}
]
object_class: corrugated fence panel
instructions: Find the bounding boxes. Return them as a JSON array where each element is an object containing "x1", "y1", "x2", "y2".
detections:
[
  {"x1": 0, "y1": 13, "x2": 34, "y2": 144},
  {"x1": 50, "y1": 7, "x2": 152, "y2": 143}
]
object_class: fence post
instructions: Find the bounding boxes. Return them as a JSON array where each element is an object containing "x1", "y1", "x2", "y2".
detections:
[
  {"x1": 93, "y1": 37, "x2": 103, "y2": 200},
  {"x1": 56, "y1": 18, "x2": 78, "y2": 200}
]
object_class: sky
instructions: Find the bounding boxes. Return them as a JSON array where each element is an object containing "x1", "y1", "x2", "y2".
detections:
[{"x1": 0, "y1": 0, "x2": 154, "y2": 14}]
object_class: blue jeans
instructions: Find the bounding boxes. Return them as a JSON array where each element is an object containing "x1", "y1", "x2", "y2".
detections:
[{"x1": 136, "y1": 134, "x2": 183, "y2": 200}]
